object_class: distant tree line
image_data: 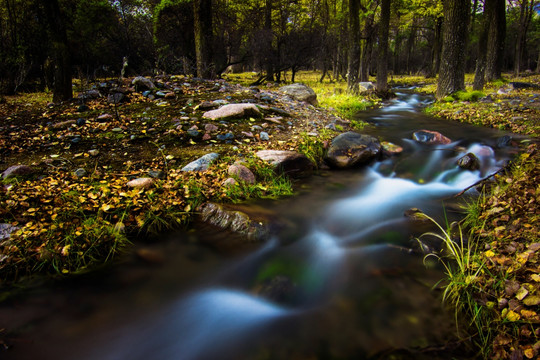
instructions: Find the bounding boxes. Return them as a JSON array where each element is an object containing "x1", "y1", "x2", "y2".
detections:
[{"x1": 1, "y1": 0, "x2": 539, "y2": 100}]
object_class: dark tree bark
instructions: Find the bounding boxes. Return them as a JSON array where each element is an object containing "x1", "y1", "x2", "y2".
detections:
[
  {"x1": 264, "y1": 0, "x2": 274, "y2": 82},
  {"x1": 359, "y1": 7, "x2": 376, "y2": 82},
  {"x1": 473, "y1": 0, "x2": 492, "y2": 90},
  {"x1": 376, "y1": 0, "x2": 391, "y2": 92},
  {"x1": 42, "y1": 0, "x2": 72, "y2": 102},
  {"x1": 193, "y1": 0, "x2": 214, "y2": 79},
  {"x1": 429, "y1": 17, "x2": 443, "y2": 77},
  {"x1": 514, "y1": 0, "x2": 534, "y2": 76},
  {"x1": 436, "y1": 0, "x2": 470, "y2": 99},
  {"x1": 347, "y1": 0, "x2": 360, "y2": 93},
  {"x1": 485, "y1": 0, "x2": 505, "y2": 81}
]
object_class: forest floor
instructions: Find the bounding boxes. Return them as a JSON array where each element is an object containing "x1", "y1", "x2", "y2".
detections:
[{"x1": 0, "y1": 72, "x2": 539, "y2": 359}]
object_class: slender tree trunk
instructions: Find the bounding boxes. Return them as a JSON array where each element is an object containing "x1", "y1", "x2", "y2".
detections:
[
  {"x1": 42, "y1": 0, "x2": 72, "y2": 102},
  {"x1": 473, "y1": 0, "x2": 492, "y2": 90},
  {"x1": 264, "y1": 0, "x2": 274, "y2": 82},
  {"x1": 485, "y1": 0, "x2": 505, "y2": 81},
  {"x1": 376, "y1": 0, "x2": 391, "y2": 92},
  {"x1": 193, "y1": 0, "x2": 214, "y2": 79},
  {"x1": 430, "y1": 17, "x2": 443, "y2": 77},
  {"x1": 405, "y1": 20, "x2": 417, "y2": 74},
  {"x1": 347, "y1": 0, "x2": 360, "y2": 92},
  {"x1": 359, "y1": 11, "x2": 375, "y2": 82},
  {"x1": 436, "y1": 0, "x2": 470, "y2": 99}
]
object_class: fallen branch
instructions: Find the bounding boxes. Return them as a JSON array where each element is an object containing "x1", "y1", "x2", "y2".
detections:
[{"x1": 452, "y1": 165, "x2": 509, "y2": 198}]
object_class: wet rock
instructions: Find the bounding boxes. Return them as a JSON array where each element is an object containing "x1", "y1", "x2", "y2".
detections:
[
  {"x1": 457, "y1": 153, "x2": 480, "y2": 170},
  {"x1": 198, "y1": 202, "x2": 270, "y2": 241},
  {"x1": 74, "y1": 168, "x2": 87, "y2": 178},
  {"x1": 497, "y1": 135, "x2": 512, "y2": 148},
  {"x1": 404, "y1": 208, "x2": 431, "y2": 225},
  {"x1": 181, "y1": 153, "x2": 220, "y2": 172},
  {"x1": 2, "y1": 165, "x2": 34, "y2": 179},
  {"x1": 52, "y1": 120, "x2": 76, "y2": 130},
  {"x1": 76, "y1": 118, "x2": 87, "y2": 126},
  {"x1": 381, "y1": 141, "x2": 403, "y2": 156},
  {"x1": 256, "y1": 150, "x2": 314, "y2": 178},
  {"x1": 203, "y1": 103, "x2": 261, "y2": 120},
  {"x1": 132, "y1": 76, "x2": 156, "y2": 91},
  {"x1": 155, "y1": 91, "x2": 167, "y2": 98},
  {"x1": 412, "y1": 130, "x2": 451, "y2": 145},
  {"x1": 187, "y1": 129, "x2": 200, "y2": 137},
  {"x1": 468, "y1": 144, "x2": 494, "y2": 158},
  {"x1": 228, "y1": 164, "x2": 256, "y2": 184},
  {"x1": 78, "y1": 89, "x2": 101, "y2": 99},
  {"x1": 325, "y1": 132, "x2": 381, "y2": 169},
  {"x1": 77, "y1": 104, "x2": 90, "y2": 112},
  {"x1": 127, "y1": 177, "x2": 155, "y2": 189},
  {"x1": 279, "y1": 83, "x2": 318, "y2": 106}
]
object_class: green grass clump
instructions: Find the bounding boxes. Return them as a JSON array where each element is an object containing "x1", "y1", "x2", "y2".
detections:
[
  {"x1": 443, "y1": 90, "x2": 486, "y2": 102},
  {"x1": 297, "y1": 132, "x2": 328, "y2": 168}
]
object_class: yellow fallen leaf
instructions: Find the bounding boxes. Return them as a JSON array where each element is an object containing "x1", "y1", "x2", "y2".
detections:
[
  {"x1": 516, "y1": 287, "x2": 529, "y2": 300},
  {"x1": 505, "y1": 310, "x2": 521, "y2": 322},
  {"x1": 61, "y1": 245, "x2": 71, "y2": 256},
  {"x1": 484, "y1": 250, "x2": 496, "y2": 257},
  {"x1": 101, "y1": 204, "x2": 111, "y2": 212}
]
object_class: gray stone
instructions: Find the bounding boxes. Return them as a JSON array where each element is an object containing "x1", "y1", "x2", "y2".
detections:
[
  {"x1": 0, "y1": 223, "x2": 19, "y2": 241},
  {"x1": 223, "y1": 178, "x2": 237, "y2": 187},
  {"x1": 2, "y1": 165, "x2": 34, "y2": 178},
  {"x1": 203, "y1": 103, "x2": 262, "y2": 120},
  {"x1": 148, "y1": 170, "x2": 166, "y2": 179},
  {"x1": 204, "y1": 123, "x2": 219, "y2": 133},
  {"x1": 108, "y1": 93, "x2": 125, "y2": 104},
  {"x1": 381, "y1": 141, "x2": 403, "y2": 156},
  {"x1": 228, "y1": 164, "x2": 256, "y2": 184},
  {"x1": 358, "y1": 82, "x2": 375, "y2": 92},
  {"x1": 496, "y1": 135, "x2": 512, "y2": 148},
  {"x1": 132, "y1": 76, "x2": 156, "y2": 91},
  {"x1": 279, "y1": 83, "x2": 318, "y2": 106},
  {"x1": 181, "y1": 153, "x2": 220, "y2": 172},
  {"x1": 97, "y1": 113, "x2": 113, "y2": 122},
  {"x1": 76, "y1": 118, "x2": 87, "y2": 126},
  {"x1": 256, "y1": 150, "x2": 314, "y2": 178},
  {"x1": 325, "y1": 132, "x2": 381, "y2": 169},
  {"x1": 88, "y1": 149, "x2": 100, "y2": 157},
  {"x1": 217, "y1": 133, "x2": 234, "y2": 141},
  {"x1": 259, "y1": 132, "x2": 270, "y2": 141},
  {"x1": 52, "y1": 120, "x2": 76, "y2": 130},
  {"x1": 187, "y1": 129, "x2": 200, "y2": 137}
]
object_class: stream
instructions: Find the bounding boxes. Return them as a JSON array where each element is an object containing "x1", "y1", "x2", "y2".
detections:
[{"x1": 1, "y1": 90, "x2": 519, "y2": 359}]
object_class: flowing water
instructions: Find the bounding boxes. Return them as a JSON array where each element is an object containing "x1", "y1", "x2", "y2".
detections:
[{"x1": 1, "y1": 91, "x2": 519, "y2": 359}]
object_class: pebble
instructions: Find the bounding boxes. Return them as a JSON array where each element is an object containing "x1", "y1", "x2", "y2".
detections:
[
  {"x1": 88, "y1": 149, "x2": 100, "y2": 156},
  {"x1": 260, "y1": 132, "x2": 270, "y2": 141},
  {"x1": 74, "y1": 168, "x2": 87, "y2": 178}
]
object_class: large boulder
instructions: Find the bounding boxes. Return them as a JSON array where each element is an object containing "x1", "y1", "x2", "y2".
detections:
[
  {"x1": 132, "y1": 76, "x2": 156, "y2": 91},
  {"x1": 255, "y1": 150, "x2": 314, "y2": 178},
  {"x1": 181, "y1": 153, "x2": 220, "y2": 172},
  {"x1": 324, "y1": 132, "x2": 381, "y2": 169},
  {"x1": 198, "y1": 203, "x2": 271, "y2": 241},
  {"x1": 412, "y1": 130, "x2": 451, "y2": 145},
  {"x1": 202, "y1": 103, "x2": 261, "y2": 120},
  {"x1": 279, "y1": 83, "x2": 318, "y2": 106}
]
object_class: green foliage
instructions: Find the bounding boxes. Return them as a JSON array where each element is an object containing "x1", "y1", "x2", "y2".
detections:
[
  {"x1": 297, "y1": 132, "x2": 327, "y2": 168},
  {"x1": 442, "y1": 90, "x2": 486, "y2": 102}
]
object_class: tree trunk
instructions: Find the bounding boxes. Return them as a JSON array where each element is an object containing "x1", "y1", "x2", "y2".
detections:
[
  {"x1": 376, "y1": 0, "x2": 391, "y2": 92},
  {"x1": 430, "y1": 17, "x2": 443, "y2": 77},
  {"x1": 193, "y1": 0, "x2": 214, "y2": 79},
  {"x1": 473, "y1": 0, "x2": 492, "y2": 90},
  {"x1": 42, "y1": 0, "x2": 72, "y2": 102},
  {"x1": 436, "y1": 0, "x2": 470, "y2": 99},
  {"x1": 264, "y1": 0, "x2": 274, "y2": 82},
  {"x1": 359, "y1": 11, "x2": 375, "y2": 82},
  {"x1": 347, "y1": 0, "x2": 360, "y2": 93},
  {"x1": 485, "y1": 0, "x2": 505, "y2": 81}
]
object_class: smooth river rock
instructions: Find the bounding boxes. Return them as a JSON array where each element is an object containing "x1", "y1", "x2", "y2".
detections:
[
  {"x1": 412, "y1": 130, "x2": 451, "y2": 145},
  {"x1": 324, "y1": 132, "x2": 381, "y2": 169},
  {"x1": 1, "y1": 165, "x2": 34, "y2": 179},
  {"x1": 203, "y1": 103, "x2": 261, "y2": 120},
  {"x1": 228, "y1": 164, "x2": 256, "y2": 184}
]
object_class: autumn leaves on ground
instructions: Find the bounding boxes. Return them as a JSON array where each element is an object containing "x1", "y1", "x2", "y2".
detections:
[{"x1": 0, "y1": 72, "x2": 539, "y2": 358}]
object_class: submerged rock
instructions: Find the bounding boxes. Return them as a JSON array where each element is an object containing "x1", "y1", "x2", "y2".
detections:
[
  {"x1": 324, "y1": 132, "x2": 381, "y2": 169},
  {"x1": 198, "y1": 203, "x2": 270, "y2": 241},
  {"x1": 279, "y1": 83, "x2": 318, "y2": 106},
  {"x1": 256, "y1": 150, "x2": 314, "y2": 178},
  {"x1": 412, "y1": 130, "x2": 451, "y2": 145},
  {"x1": 181, "y1": 153, "x2": 220, "y2": 172},
  {"x1": 202, "y1": 103, "x2": 261, "y2": 120}
]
